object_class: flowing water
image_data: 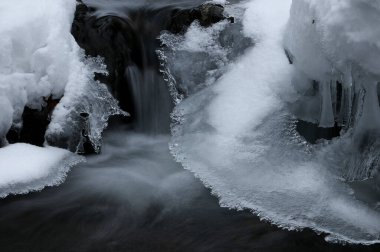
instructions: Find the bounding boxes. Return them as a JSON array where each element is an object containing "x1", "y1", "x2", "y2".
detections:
[{"x1": 0, "y1": 129, "x2": 378, "y2": 252}]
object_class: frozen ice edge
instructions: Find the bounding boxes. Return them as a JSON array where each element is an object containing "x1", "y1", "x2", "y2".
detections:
[
  {"x1": 0, "y1": 149, "x2": 85, "y2": 199},
  {"x1": 169, "y1": 141, "x2": 380, "y2": 246}
]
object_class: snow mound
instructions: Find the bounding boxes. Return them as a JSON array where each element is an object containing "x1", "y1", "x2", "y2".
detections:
[
  {"x1": 0, "y1": 143, "x2": 84, "y2": 198},
  {"x1": 0, "y1": 0, "x2": 125, "y2": 152}
]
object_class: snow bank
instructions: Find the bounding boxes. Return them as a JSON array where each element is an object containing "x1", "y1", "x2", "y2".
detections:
[
  {"x1": 165, "y1": 0, "x2": 380, "y2": 244},
  {"x1": 0, "y1": 143, "x2": 83, "y2": 198},
  {"x1": 0, "y1": 0, "x2": 125, "y2": 151}
]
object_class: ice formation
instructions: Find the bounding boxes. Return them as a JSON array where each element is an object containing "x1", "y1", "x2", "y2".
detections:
[
  {"x1": 164, "y1": 0, "x2": 380, "y2": 244},
  {"x1": 0, "y1": 0, "x2": 125, "y2": 152},
  {"x1": 0, "y1": 143, "x2": 83, "y2": 198},
  {"x1": 285, "y1": 0, "x2": 380, "y2": 130},
  {"x1": 284, "y1": 0, "x2": 380, "y2": 180},
  {"x1": 0, "y1": 0, "x2": 126, "y2": 197}
]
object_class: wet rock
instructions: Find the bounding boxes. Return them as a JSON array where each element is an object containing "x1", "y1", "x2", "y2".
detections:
[
  {"x1": 44, "y1": 110, "x2": 96, "y2": 154},
  {"x1": 6, "y1": 97, "x2": 60, "y2": 147},
  {"x1": 2, "y1": 1, "x2": 233, "y2": 153},
  {"x1": 71, "y1": 1, "x2": 233, "y2": 120},
  {"x1": 168, "y1": 3, "x2": 230, "y2": 33},
  {"x1": 72, "y1": 11, "x2": 137, "y2": 120}
]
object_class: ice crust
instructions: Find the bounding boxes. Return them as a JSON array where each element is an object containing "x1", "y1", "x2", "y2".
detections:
[
  {"x1": 0, "y1": 0, "x2": 125, "y2": 151},
  {"x1": 0, "y1": 143, "x2": 83, "y2": 198},
  {"x1": 165, "y1": 0, "x2": 380, "y2": 244}
]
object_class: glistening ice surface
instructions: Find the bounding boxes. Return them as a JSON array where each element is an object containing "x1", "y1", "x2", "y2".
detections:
[{"x1": 165, "y1": 0, "x2": 380, "y2": 244}]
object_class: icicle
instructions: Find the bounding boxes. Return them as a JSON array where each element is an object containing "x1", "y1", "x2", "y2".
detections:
[
  {"x1": 342, "y1": 65, "x2": 355, "y2": 129},
  {"x1": 319, "y1": 81, "x2": 335, "y2": 128},
  {"x1": 357, "y1": 79, "x2": 380, "y2": 132},
  {"x1": 339, "y1": 86, "x2": 353, "y2": 129},
  {"x1": 331, "y1": 80, "x2": 337, "y2": 117}
]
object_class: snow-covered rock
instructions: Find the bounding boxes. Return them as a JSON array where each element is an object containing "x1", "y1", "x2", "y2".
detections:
[
  {"x1": 0, "y1": 0, "x2": 125, "y2": 152},
  {"x1": 0, "y1": 143, "x2": 83, "y2": 198}
]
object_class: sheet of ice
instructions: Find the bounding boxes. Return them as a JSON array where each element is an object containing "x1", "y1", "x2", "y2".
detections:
[
  {"x1": 0, "y1": 143, "x2": 83, "y2": 198},
  {"x1": 0, "y1": 0, "x2": 125, "y2": 151},
  {"x1": 166, "y1": 0, "x2": 380, "y2": 244}
]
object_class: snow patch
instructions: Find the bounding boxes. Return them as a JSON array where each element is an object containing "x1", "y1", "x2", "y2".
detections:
[{"x1": 0, "y1": 143, "x2": 84, "y2": 198}]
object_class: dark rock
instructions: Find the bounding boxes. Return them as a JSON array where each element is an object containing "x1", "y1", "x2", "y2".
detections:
[
  {"x1": 168, "y1": 3, "x2": 230, "y2": 34},
  {"x1": 3, "y1": 1, "x2": 234, "y2": 153},
  {"x1": 0, "y1": 138, "x2": 7, "y2": 148},
  {"x1": 6, "y1": 97, "x2": 59, "y2": 147},
  {"x1": 43, "y1": 107, "x2": 96, "y2": 155},
  {"x1": 71, "y1": 1, "x2": 232, "y2": 122},
  {"x1": 72, "y1": 4, "x2": 147, "y2": 122}
]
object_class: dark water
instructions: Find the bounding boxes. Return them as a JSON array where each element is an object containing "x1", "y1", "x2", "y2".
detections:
[
  {"x1": 83, "y1": 0, "x2": 238, "y2": 15},
  {"x1": 0, "y1": 129, "x2": 379, "y2": 252}
]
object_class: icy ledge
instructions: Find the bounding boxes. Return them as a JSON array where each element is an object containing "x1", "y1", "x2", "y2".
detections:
[
  {"x1": 0, "y1": 144, "x2": 84, "y2": 198},
  {"x1": 167, "y1": 0, "x2": 380, "y2": 245}
]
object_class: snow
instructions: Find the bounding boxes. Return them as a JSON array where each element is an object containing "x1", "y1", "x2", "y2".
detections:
[
  {"x1": 0, "y1": 143, "x2": 83, "y2": 198},
  {"x1": 165, "y1": 0, "x2": 380, "y2": 245},
  {"x1": 285, "y1": 0, "x2": 380, "y2": 78},
  {"x1": 0, "y1": 0, "x2": 76, "y2": 135},
  {"x1": 0, "y1": 0, "x2": 125, "y2": 196},
  {"x1": 0, "y1": 0, "x2": 125, "y2": 151}
]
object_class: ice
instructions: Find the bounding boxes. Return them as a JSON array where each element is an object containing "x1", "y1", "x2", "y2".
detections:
[
  {"x1": 0, "y1": 143, "x2": 83, "y2": 198},
  {"x1": 0, "y1": 0, "x2": 124, "y2": 196},
  {"x1": 159, "y1": 21, "x2": 231, "y2": 97},
  {"x1": 165, "y1": 0, "x2": 380, "y2": 244},
  {"x1": 284, "y1": 0, "x2": 380, "y2": 130},
  {"x1": 158, "y1": 5, "x2": 252, "y2": 99},
  {"x1": 0, "y1": 0, "x2": 125, "y2": 151},
  {"x1": 45, "y1": 55, "x2": 127, "y2": 153},
  {"x1": 285, "y1": 0, "x2": 380, "y2": 180}
]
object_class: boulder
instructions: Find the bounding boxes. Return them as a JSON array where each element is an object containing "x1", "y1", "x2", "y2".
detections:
[{"x1": 168, "y1": 3, "x2": 232, "y2": 33}]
